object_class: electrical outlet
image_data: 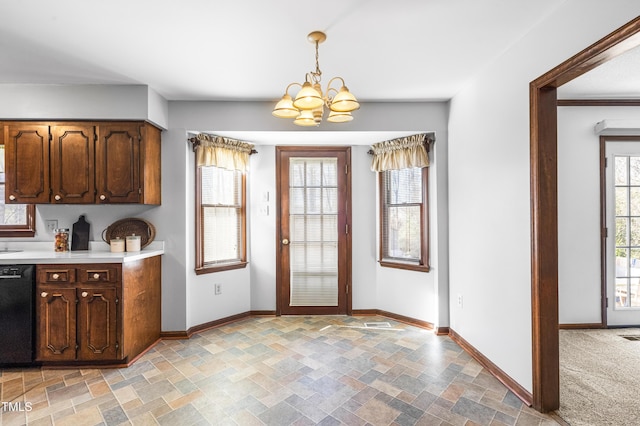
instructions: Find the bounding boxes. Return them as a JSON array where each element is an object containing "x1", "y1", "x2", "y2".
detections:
[
  {"x1": 457, "y1": 294, "x2": 463, "y2": 308},
  {"x1": 215, "y1": 283, "x2": 222, "y2": 295},
  {"x1": 45, "y1": 220, "x2": 58, "y2": 233}
]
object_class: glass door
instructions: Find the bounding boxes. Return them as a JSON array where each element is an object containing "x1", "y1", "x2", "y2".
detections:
[
  {"x1": 605, "y1": 140, "x2": 640, "y2": 326},
  {"x1": 276, "y1": 147, "x2": 351, "y2": 315}
]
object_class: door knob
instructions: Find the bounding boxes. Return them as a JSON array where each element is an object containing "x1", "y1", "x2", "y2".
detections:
[{"x1": 282, "y1": 238, "x2": 289, "y2": 245}]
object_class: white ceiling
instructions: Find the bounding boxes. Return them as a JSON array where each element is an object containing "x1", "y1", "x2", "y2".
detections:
[
  {"x1": 0, "y1": 0, "x2": 636, "y2": 131},
  {"x1": 1, "y1": 0, "x2": 572, "y2": 102}
]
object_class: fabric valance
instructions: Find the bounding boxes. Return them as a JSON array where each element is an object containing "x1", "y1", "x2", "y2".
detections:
[
  {"x1": 191, "y1": 133, "x2": 255, "y2": 172},
  {"x1": 369, "y1": 133, "x2": 432, "y2": 172}
]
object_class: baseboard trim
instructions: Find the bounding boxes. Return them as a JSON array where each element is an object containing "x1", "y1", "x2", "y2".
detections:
[
  {"x1": 250, "y1": 310, "x2": 277, "y2": 316},
  {"x1": 448, "y1": 328, "x2": 533, "y2": 407},
  {"x1": 558, "y1": 323, "x2": 603, "y2": 330},
  {"x1": 435, "y1": 326, "x2": 450, "y2": 336},
  {"x1": 160, "y1": 311, "x2": 278, "y2": 340},
  {"x1": 159, "y1": 331, "x2": 190, "y2": 339},
  {"x1": 351, "y1": 309, "x2": 379, "y2": 316},
  {"x1": 352, "y1": 309, "x2": 434, "y2": 330}
]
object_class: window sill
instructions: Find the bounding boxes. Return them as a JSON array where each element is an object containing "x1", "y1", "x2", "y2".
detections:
[
  {"x1": 379, "y1": 260, "x2": 430, "y2": 273},
  {"x1": 195, "y1": 261, "x2": 248, "y2": 275},
  {"x1": 0, "y1": 229, "x2": 35, "y2": 238}
]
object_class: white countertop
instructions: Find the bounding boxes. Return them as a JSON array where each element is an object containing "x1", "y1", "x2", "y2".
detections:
[{"x1": 0, "y1": 241, "x2": 164, "y2": 264}]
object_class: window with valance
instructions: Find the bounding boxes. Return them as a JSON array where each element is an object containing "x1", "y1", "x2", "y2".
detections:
[
  {"x1": 191, "y1": 133, "x2": 256, "y2": 274},
  {"x1": 370, "y1": 133, "x2": 432, "y2": 272}
]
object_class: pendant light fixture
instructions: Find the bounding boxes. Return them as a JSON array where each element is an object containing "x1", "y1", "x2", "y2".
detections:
[{"x1": 272, "y1": 31, "x2": 359, "y2": 126}]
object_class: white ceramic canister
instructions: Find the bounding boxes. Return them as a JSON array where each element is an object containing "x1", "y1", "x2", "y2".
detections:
[
  {"x1": 110, "y1": 237, "x2": 125, "y2": 253},
  {"x1": 126, "y1": 235, "x2": 141, "y2": 252}
]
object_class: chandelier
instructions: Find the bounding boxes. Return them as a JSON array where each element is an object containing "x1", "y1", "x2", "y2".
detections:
[{"x1": 272, "y1": 31, "x2": 360, "y2": 126}]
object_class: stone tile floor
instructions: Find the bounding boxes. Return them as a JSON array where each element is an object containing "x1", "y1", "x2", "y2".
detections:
[{"x1": 0, "y1": 316, "x2": 560, "y2": 425}]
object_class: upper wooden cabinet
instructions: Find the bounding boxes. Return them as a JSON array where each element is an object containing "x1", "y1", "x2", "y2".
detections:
[
  {"x1": 4, "y1": 123, "x2": 51, "y2": 203},
  {"x1": 51, "y1": 124, "x2": 96, "y2": 203},
  {"x1": 3, "y1": 121, "x2": 161, "y2": 205}
]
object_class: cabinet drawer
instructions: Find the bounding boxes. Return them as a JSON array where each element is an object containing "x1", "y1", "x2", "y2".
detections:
[
  {"x1": 78, "y1": 267, "x2": 118, "y2": 283},
  {"x1": 38, "y1": 268, "x2": 76, "y2": 284}
]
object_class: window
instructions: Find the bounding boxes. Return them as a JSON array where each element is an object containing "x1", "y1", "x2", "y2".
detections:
[
  {"x1": 379, "y1": 167, "x2": 429, "y2": 271},
  {"x1": 195, "y1": 165, "x2": 247, "y2": 274},
  {"x1": 0, "y1": 145, "x2": 35, "y2": 237}
]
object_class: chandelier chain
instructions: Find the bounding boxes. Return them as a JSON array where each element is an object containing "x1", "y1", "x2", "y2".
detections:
[{"x1": 312, "y1": 40, "x2": 322, "y2": 84}]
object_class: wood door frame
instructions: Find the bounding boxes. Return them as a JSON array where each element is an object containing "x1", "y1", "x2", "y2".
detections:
[
  {"x1": 530, "y1": 16, "x2": 640, "y2": 412},
  {"x1": 275, "y1": 146, "x2": 352, "y2": 316}
]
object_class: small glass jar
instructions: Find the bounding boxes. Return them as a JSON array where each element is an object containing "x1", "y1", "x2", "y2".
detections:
[{"x1": 54, "y1": 228, "x2": 69, "y2": 252}]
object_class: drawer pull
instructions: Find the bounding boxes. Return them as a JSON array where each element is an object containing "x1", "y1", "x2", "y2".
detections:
[
  {"x1": 52, "y1": 273, "x2": 60, "y2": 280},
  {"x1": 93, "y1": 273, "x2": 100, "y2": 279},
  {"x1": 41, "y1": 292, "x2": 48, "y2": 298},
  {"x1": 81, "y1": 291, "x2": 89, "y2": 298}
]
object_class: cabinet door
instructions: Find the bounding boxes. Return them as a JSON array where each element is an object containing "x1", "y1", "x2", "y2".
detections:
[
  {"x1": 96, "y1": 123, "x2": 140, "y2": 203},
  {"x1": 77, "y1": 286, "x2": 119, "y2": 360},
  {"x1": 4, "y1": 123, "x2": 50, "y2": 203},
  {"x1": 36, "y1": 287, "x2": 77, "y2": 361},
  {"x1": 50, "y1": 124, "x2": 96, "y2": 203}
]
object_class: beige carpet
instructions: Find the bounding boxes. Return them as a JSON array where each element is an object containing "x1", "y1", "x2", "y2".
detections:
[{"x1": 558, "y1": 328, "x2": 640, "y2": 425}]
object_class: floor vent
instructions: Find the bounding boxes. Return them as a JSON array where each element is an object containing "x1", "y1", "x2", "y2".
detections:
[
  {"x1": 364, "y1": 322, "x2": 392, "y2": 328},
  {"x1": 621, "y1": 335, "x2": 640, "y2": 341}
]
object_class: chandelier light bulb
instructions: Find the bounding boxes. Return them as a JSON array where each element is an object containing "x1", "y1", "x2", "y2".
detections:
[
  {"x1": 272, "y1": 94, "x2": 299, "y2": 118},
  {"x1": 293, "y1": 109, "x2": 318, "y2": 127},
  {"x1": 329, "y1": 86, "x2": 360, "y2": 112}
]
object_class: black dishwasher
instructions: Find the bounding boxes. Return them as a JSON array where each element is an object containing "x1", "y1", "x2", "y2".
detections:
[{"x1": 0, "y1": 264, "x2": 35, "y2": 366}]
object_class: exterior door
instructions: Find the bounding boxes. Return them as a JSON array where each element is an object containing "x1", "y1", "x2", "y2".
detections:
[
  {"x1": 604, "y1": 140, "x2": 640, "y2": 326},
  {"x1": 276, "y1": 147, "x2": 351, "y2": 315}
]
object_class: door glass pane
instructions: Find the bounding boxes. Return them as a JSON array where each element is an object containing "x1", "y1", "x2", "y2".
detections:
[
  {"x1": 616, "y1": 187, "x2": 628, "y2": 216},
  {"x1": 616, "y1": 157, "x2": 628, "y2": 185},
  {"x1": 631, "y1": 157, "x2": 640, "y2": 185},
  {"x1": 289, "y1": 158, "x2": 338, "y2": 307}
]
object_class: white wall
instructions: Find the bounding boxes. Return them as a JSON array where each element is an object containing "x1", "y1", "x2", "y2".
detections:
[
  {"x1": 169, "y1": 101, "x2": 449, "y2": 329},
  {"x1": 448, "y1": 1, "x2": 640, "y2": 392},
  {"x1": 0, "y1": 84, "x2": 168, "y2": 129},
  {"x1": 557, "y1": 106, "x2": 640, "y2": 325}
]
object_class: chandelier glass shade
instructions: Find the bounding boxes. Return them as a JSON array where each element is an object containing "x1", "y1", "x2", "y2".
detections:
[{"x1": 272, "y1": 31, "x2": 359, "y2": 126}]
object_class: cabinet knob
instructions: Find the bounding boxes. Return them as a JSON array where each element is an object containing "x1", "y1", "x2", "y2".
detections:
[
  {"x1": 8, "y1": 195, "x2": 15, "y2": 201},
  {"x1": 54, "y1": 194, "x2": 62, "y2": 201},
  {"x1": 100, "y1": 194, "x2": 106, "y2": 201},
  {"x1": 52, "y1": 273, "x2": 59, "y2": 280},
  {"x1": 282, "y1": 238, "x2": 289, "y2": 245},
  {"x1": 40, "y1": 292, "x2": 48, "y2": 298},
  {"x1": 93, "y1": 273, "x2": 100, "y2": 279},
  {"x1": 81, "y1": 291, "x2": 89, "y2": 298}
]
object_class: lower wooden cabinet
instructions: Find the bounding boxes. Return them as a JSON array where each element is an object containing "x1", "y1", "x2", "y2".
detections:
[{"x1": 35, "y1": 257, "x2": 160, "y2": 365}]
